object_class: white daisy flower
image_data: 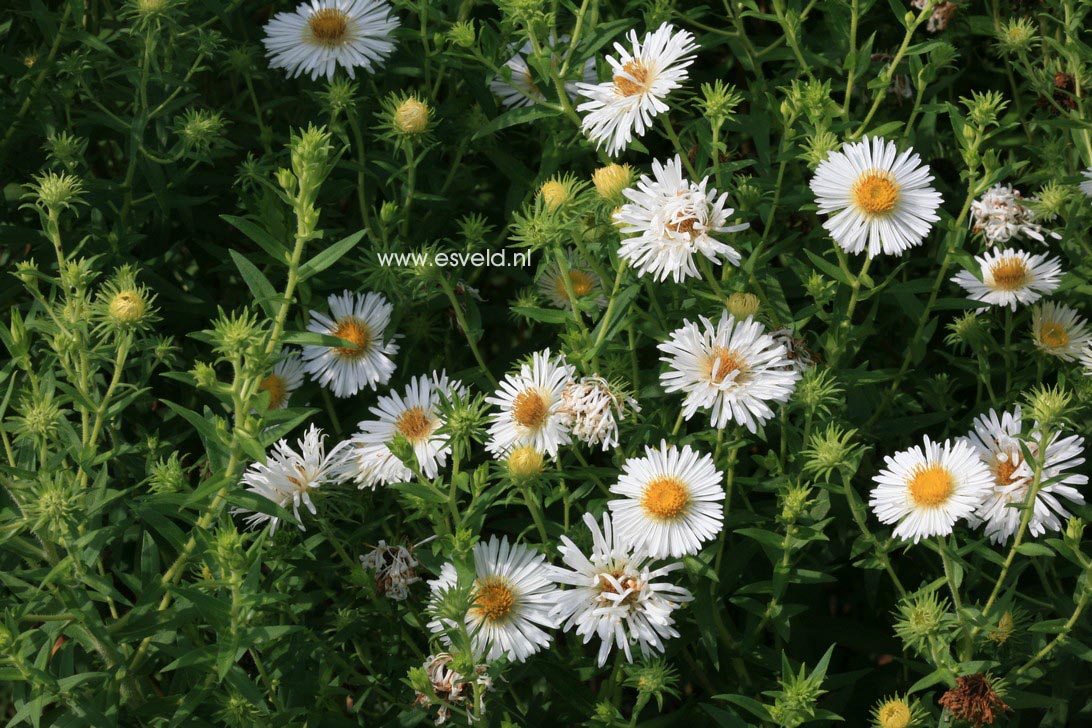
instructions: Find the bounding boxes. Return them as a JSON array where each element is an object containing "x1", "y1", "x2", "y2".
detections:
[
  {"x1": 335, "y1": 371, "x2": 464, "y2": 488},
  {"x1": 485, "y1": 349, "x2": 576, "y2": 458},
  {"x1": 559, "y1": 375, "x2": 640, "y2": 452},
  {"x1": 1083, "y1": 344, "x2": 1092, "y2": 376},
  {"x1": 575, "y1": 23, "x2": 698, "y2": 156},
  {"x1": 258, "y1": 350, "x2": 306, "y2": 410},
  {"x1": 869, "y1": 435, "x2": 993, "y2": 543},
  {"x1": 614, "y1": 155, "x2": 749, "y2": 283},
  {"x1": 427, "y1": 536, "x2": 558, "y2": 663},
  {"x1": 970, "y1": 184, "x2": 1061, "y2": 246},
  {"x1": 950, "y1": 248, "x2": 1063, "y2": 311},
  {"x1": 537, "y1": 250, "x2": 607, "y2": 311},
  {"x1": 810, "y1": 136, "x2": 943, "y2": 257},
  {"x1": 549, "y1": 512, "x2": 693, "y2": 667},
  {"x1": 302, "y1": 290, "x2": 399, "y2": 398},
  {"x1": 965, "y1": 406, "x2": 1087, "y2": 544},
  {"x1": 1080, "y1": 167, "x2": 1092, "y2": 197},
  {"x1": 262, "y1": 0, "x2": 399, "y2": 82},
  {"x1": 658, "y1": 312, "x2": 800, "y2": 433},
  {"x1": 608, "y1": 440, "x2": 725, "y2": 558},
  {"x1": 490, "y1": 39, "x2": 597, "y2": 109},
  {"x1": 1031, "y1": 301, "x2": 1092, "y2": 361},
  {"x1": 234, "y1": 424, "x2": 345, "y2": 534}
]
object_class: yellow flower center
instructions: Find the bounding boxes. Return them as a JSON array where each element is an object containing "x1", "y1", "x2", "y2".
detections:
[
  {"x1": 704, "y1": 346, "x2": 747, "y2": 385},
  {"x1": 331, "y1": 318, "x2": 372, "y2": 360},
  {"x1": 989, "y1": 257, "x2": 1029, "y2": 291},
  {"x1": 259, "y1": 373, "x2": 288, "y2": 409},
  {"x1": 1039, "y1": 322, "x2": 1069, "y2": 348},
  {"x1": 597, "y1": 570, "x2": 641, "y2": 606},
  {"x1": 994, "y1": 457, "x2": 1021, "y2": 486},
  {"x1": 554, "y1": 270, "x2": 595, "y2": 300},
  {"x1": 512, "y1": 390, "x2": 548, "y2": 429},
  {"x1": 877, "y1": 700, "x2": 912, "y2": 728},
  {"x1": 308, "y1": 8, "x2": 350, "y2": 46},
  {"x1": 666, "y1": 216, "x2": 698, "y2": 234},
  {"x1": 851, "y1": 171, "x2": 900, "y2": 215},
  {"x1": 641, "y1": 476, "x2": 689, "y2": 520},
  {"x1": 395, "y1": 406, "x2": 432, "y2": 442},
  {"x1": 471, "y1": 577, "x2": 515, "y2": 622},
  {"x1": 908, "y1": 463, "x2": 953, "y2": 507},
  {"x1": 614, "y1": 60, "x2": 650, "y2": 97}
]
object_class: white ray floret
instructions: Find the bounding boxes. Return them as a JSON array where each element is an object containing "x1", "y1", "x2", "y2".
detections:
[
  {"x1": 263, "y1": 0, "x2": 399, "y2": 82},
  {"x1": 810, "y1": 136, "x2": 943, "y2": 257},
  {"x1": 1031, "y1": 301, "x2": 1092, "y2": 361},
  {"x1": 485, "y1": 349, "x2": 576, "y2": 458},
  {"x1": 950, "y1": 248, "x2": 1063, "y2": 310},
  {"x1": 335, "y1": 371, "x2": 465, "y2": 488},
  {"x1": 575, "y1": 23, "x2": 698, "y2": 156},
  {"x1": 258, "y1": 350, "x2": 306, "y2": 410},
  {"x1": 301, "y1": 290, "x2": 399, "y2": 398},
  {"x1": 427, "y1": 536, "x2": 558, "y2": 663},
  {"x1": 659, "y1": 312, "x2": 800, "y2": 433},
  {"x1": 869, "y1": 435, "x2": 993, "y2": 543},
  {"x1": 965, "y1": 406, "x2": 1087, "y2": 544},
  {"x1": 235, "y1": 424, "x2": 345, "y2": 534},
  {"x1": 614, "y1": 155, "x2": 749, "y2": 283},
  {"x1": 608, "y1": 440, "x2": 725, "y2": 558},
  {"x1": 550, "y1": 512, "x2": 693, "y2": 666},
  {"x1": 491, "y1": 39, "x2": 596, "y2": 109}
]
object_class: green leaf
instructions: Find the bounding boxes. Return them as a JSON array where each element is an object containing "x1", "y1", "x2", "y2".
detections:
[
  {"x1": 297, "y1": 229, "x2": 367, "y2": 282},
  {"x1": 472, "y1": 106, "x2": 562, "y2": 140},
  {"x1": 229, "y1": 250, "x2": 279, "y2": 317},
  {"x1": 221, "y1": 214, "x2": 288, "y2": 261}
]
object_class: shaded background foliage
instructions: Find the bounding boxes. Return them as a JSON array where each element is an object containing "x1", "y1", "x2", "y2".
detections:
[{"x1": 1, "y1": 0, "x2": 1091, "y2": 725}]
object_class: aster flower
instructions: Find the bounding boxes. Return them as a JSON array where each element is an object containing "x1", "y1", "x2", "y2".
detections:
[
  {"x1": 558, "y1": 375, "x2": 640, "y2": 451},
  {"x1": 263, "y1": 0, "x2": 399, "y2": 82},
  {"x1": 258, "y1": 350, "x2": 306, "y2": 410},
  {"x1": 1080, "y1": 167, "x2": 1092, "y2": 197},
  {"x1": 490, "y1": 39, "x2": 596, "y2": 109},
  {"x1": 769, "y1": 326, "x2": 815, "y2": 373},
  {"x1": 576, "y1": 23, "x2": 698, "y2": 156},
  {"x1": 810, "y1": 136, "x2": 943, "y2": 257},
  {"x1": 234, "y1": 424, "x2": 345, "y2": 534},
  {"x1": 335, "y1": 372, "x2": 465, "y2": 488},
  {"x1": 1031, "y1": 301, "x2": 1092, "y2": 361},
  {"x1": 302, "y1": 290, "x2": 399, "y2": 397},
  {"x1": 549, "y1": 512, "x2": 693, "y2": 666},
  {"x1": 537, "y1": 250, "x2": 607, "y2": 311},
  {"x1": 427, "y1": 536, "x2": 558, "y2": 662},
  {"x1": 614, "y1": 155, "x2": 749, "y2": 283},
  {"x1": 869, "y1": 435, "x2": 993, "y2": 543},
  {"x1": 965, "y1": 406, "x2": 1087, "y2": 544},
  {"x1": 360, "y1": 538, "x2": 433, "y2": 600},
  {"x1": 970, "y1": 184, "x2": 1061, "y2": 246},
  {"x1": 950, "y1": 248, "x2": 1063, "y2": 310},
  {"x1": 412, "y1": 653, "x2": 491, "y2": 726},
  {"x1": 608, "y1": 441, "x2": 725, "y2": 558},
  {"x1": 938, "y1": 674, "x2": 1010, "y2": 727},
  {"x1": 658, "y1": 312, "x2": 800, "y2": 433},
  {"x1": 485, "y1": 349, "x2": 576, "y2": 458}
]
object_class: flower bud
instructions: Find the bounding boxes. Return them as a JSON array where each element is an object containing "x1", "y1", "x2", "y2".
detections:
[
  {"x1": 506, "y1": 445, "x2": 544, "y2": 480},
  {"x1": 726, "y1": 292, "x2": 760, "y2": 319},
  {"x1": 591, "y1": 163, "x2": 633, "y2": 202},
  {"x1": 392, "y1": 96, "x2": 431, "y2": 136}
]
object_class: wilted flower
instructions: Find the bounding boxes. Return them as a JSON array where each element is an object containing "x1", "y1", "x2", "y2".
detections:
[
  {"x1": 411, "y1": 653, "x2": 492, "y2": 725},
  {"x1": 360, "y1": 538, "x2": 432, "y2": 600},
  {"x1": 559, "y1": 375, "x2": 639, "y2": 451},
  {"x1": 970, "y1": 184, "x2": 1060, "y2": 245},
  {"x1": 938, "y1": 673, "x2": 1010, "y2": 727}
]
